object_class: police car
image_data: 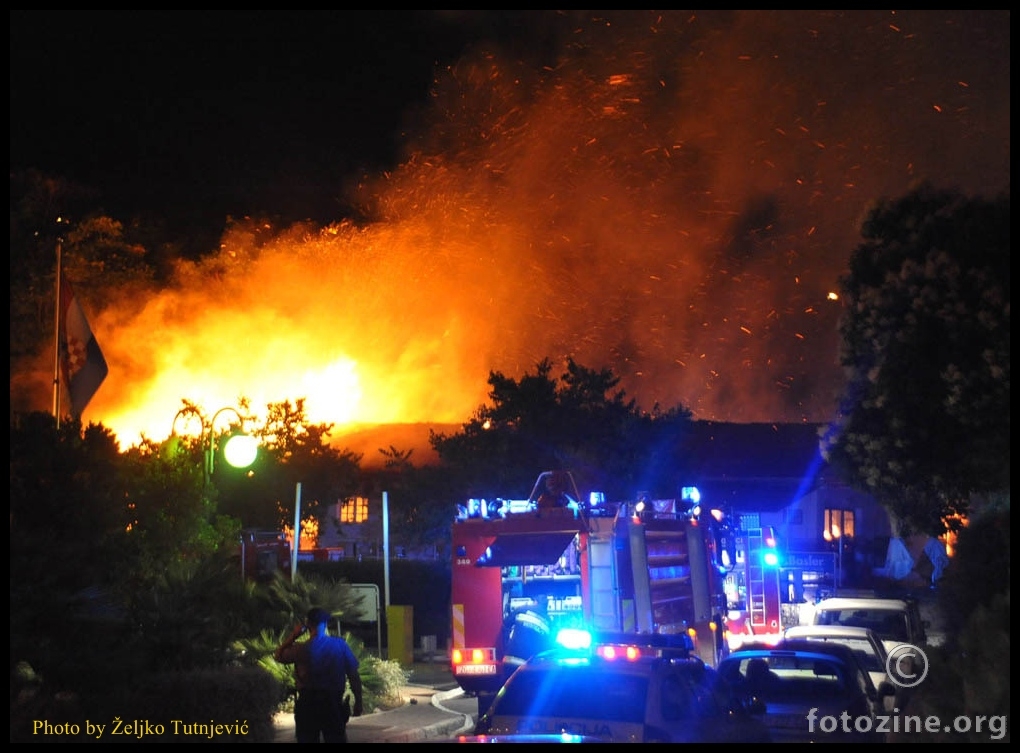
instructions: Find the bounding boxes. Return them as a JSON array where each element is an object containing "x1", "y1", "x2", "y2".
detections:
[
  {"x1": 473, "y1": 629, "x2": 771, "y2": 743},
  {"x1": 717, "y1": 640, "x2": 896, "y2": 743}
]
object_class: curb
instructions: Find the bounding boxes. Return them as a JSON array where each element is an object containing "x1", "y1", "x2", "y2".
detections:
[{"x1": 371, "y1": 688, "x2": 474, "y2": 743}]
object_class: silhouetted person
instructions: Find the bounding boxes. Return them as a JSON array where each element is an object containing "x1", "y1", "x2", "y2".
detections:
[
  {"x1": 744, "y1": 658, "x2": 778, "y2": 696},
  {"x1": 537, "y1": 472, "x2": 575, "y2": 508},
  {"x1": 275, "y1": 607, "x2": 364, "y2": 743}
]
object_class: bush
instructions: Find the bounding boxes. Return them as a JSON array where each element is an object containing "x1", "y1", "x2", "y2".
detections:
[
  {"x1": 298, "y1": 558, "x2": 451, "y2": 640},
  {"x1": 234, "y1": 625, "x2": 409, "y2": 714},
  {"x1": 100, "y1": 666, "x2": 284, "y2": 743},
  {"x1": 11, "y1": 666, "x2": 283, "y2": 744},
  {"x1": 937, "y1": 505, "x2": 1010, "y2": 642},
  {"x1": 887, "y1": 589, "x2": 1009, "y2": 743}
]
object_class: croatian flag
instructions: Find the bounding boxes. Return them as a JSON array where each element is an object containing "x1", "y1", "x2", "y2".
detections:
[{"x1": 59, "y1": 275, "x2": 109, "y2": 418}]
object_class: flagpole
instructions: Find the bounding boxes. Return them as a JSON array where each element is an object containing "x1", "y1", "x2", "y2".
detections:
[{"x1": 53, "y1": 239, "x2": 63, "y2": 427}]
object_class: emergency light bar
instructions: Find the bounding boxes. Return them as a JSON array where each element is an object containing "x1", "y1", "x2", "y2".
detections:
[{"x1": 553, "y1": 628, "x2": 695, "y2": 660}]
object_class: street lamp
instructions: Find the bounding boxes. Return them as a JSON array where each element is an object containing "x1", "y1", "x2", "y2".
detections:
[
  {"x1": 206, "y1": 406, "x2": 258, "y2": 479},
  {"x1": 170, "y1": 405, "x2": 258, "y2": 486},
  {"x1": 822, "y1": 522, "x2": 842, "y2": 595},
  {"x1": 170, "y1": 405, "x2": 259, "y2": 583}
]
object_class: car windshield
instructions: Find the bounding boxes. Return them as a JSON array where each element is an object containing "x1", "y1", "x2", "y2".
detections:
[
  {"x1": 799, "y1": 637, "x2": 883, "y2": 673},
  {"x1": 494, "y1": 666, "x2": 648, "y2": 723},
  {"x1": 721, "y1": 656, "x2": 853, "y2": 703},
  {"x1": 815, "y1": 609, "x2": 910, "y2": 644}
]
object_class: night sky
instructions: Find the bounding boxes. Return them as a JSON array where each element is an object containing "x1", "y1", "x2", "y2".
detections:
[
  {"x1": 11, "y1": 11, "x2": 552, "y2": 236},
  {"x1": 10, "y1": 11, "x2": 1011, "y2": 448}
]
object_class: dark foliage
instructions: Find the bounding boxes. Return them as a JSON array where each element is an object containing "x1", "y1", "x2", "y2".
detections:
[
  {"x1": 824, "y1": 185, "x2": 1009, "y2": 535},
  {"x1": 935, "y1": 503, "x2": 1010, "y2": 642},
  {"x1": 430, "y1": 357, "x2": 695, "y2": 501},
  {"x1": 298, "y1": 559, "x2": 452, "y2": 643}
]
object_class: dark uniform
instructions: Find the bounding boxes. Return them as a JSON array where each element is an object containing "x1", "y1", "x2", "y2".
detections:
[{"x1": 275, "y1": 608, "x2": 364, "y2": 743}]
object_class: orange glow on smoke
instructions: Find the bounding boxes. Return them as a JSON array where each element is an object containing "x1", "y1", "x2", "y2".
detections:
[{"x1": 15, "y1": 12, "x2": 1006, "y2": 460}]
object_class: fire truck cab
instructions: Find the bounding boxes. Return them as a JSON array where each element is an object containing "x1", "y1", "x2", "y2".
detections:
[{"x1": 450, "y1": 472, "x2": 733, "y2": 712}]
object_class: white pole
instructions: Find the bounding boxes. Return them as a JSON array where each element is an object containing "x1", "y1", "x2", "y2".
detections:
[
  {"x1": 292, "y1": 482, "x2": 302, "y2": 580},
  {"x1": 837, "y1": 537, "x2": 843, "y2": 594},
  {"x1": 383, "y1": 491, "x2": 390, "y2": 607},
  {"x1": 53, "y1": 240, "x2": 63, "y2": 425}
]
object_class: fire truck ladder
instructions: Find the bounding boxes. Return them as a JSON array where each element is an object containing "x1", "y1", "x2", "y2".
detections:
[
  {"x1": 586, "y1": 517, "x2": 624, "y2": 632},
  {"x1": 746, "y1": 528, "x2": 767, "y2": 630}
]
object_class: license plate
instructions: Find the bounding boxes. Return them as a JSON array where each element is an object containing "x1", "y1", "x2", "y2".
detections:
[{"x1": 455, "y1": 664, "x2": 497, "y2": 676}]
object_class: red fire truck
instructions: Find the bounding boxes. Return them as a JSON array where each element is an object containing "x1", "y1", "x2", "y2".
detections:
[
  {"x1": 721, "y1": 525, "x2": 783, "y2": 649},
  {"x1": 449, "y1": 472, "x2": 734, "y2": 711},
  {"x1": 238, "y1": 528, "x2": 292, "y2": 582}
]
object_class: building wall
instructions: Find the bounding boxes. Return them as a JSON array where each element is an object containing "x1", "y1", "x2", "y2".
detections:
[{"x1": 728, "y1": 480, "x2": 894, "y2": 598}]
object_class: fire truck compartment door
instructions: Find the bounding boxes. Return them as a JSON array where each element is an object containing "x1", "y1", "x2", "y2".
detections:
[{"x1": 475, "y1": 532, "x2": 577, "y2": 567}]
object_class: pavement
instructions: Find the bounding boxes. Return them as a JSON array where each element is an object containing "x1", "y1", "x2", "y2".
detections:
[{"x1": 273, "y1": 660, "x2": 475, "y2": 743}]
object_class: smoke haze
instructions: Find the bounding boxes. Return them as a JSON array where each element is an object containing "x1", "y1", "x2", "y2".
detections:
[{"x1": 15, "y1": 11, "x2": 1010, "y2": 456}]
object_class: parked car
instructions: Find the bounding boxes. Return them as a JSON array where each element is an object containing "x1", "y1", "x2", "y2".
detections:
[
  {"x1": 718, "y1": 639, "x2": 895, "y2": 743},
  {"x1": 809, "y1": 596, "x2": 928, "y2": 653},
  {"x1": 784, "y1": 624, "x2": 903, "y2": 711},
  {"x1": 474, "y1": 630, "x2": 771, "y2": 743}
]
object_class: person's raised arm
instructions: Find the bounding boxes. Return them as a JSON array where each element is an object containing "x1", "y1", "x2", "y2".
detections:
[{"x1": 274, "y1": 622, "x2": 306, "y2": 662}]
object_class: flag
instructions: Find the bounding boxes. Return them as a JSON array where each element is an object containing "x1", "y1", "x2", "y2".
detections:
[{"x1": 59, "y1": 275, "x2": 109, "y2": 417}]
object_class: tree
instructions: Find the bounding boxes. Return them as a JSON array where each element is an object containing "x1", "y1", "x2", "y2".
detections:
[
  {"x1": 936, "y1": 501, "x2": 1009, "y2": 640},
  {"x1": 224, "y1": 398, "x2": 363, "y2": 533},
  {"x1": 430, "y1": 357, "x2": 695, "y2": 501},
  {"x1": 119, "y1": 435, "x2": 240, "y2": 582},
  {"x1": 9, "y1": 173, "x2": 164, "y2": 414},
  {"x1": 10, "y1": 412, "x2": 137, "y2": 692},
  {"x1": 358, "y1": 451, "x2": 463, "y2": 559},
  {"x1": 823, "y1": 184, "x2": 1010, "y2": 535},
  {"x1": 10, "y1": 412, "x2": 128, "y2": 589}
]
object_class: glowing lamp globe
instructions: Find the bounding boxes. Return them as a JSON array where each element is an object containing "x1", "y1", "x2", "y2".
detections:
[{"x1": 222, "y1": 433, "x2": 258, "y2": 469}]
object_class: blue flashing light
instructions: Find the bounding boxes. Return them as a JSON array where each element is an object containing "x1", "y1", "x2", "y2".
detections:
[{"x1": 555, "y1": 628, "x2": 592, "y2": 650}]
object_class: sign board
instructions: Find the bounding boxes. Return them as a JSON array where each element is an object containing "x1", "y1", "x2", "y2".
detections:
[
  {"x1": 350, "y1": 583, "x2": 381, "y2": 623},
  {"x1": 348, "y1": 583, "x2": 382, "y2": 658},
  {"x1": 784, "y1": 551, "x2": 836, "y2": 573}
]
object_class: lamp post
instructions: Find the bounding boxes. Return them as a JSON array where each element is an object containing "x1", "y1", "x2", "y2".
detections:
[
  {"x1": 171, "y1": 405, "x2": 258, "y2": 487},
  {"x1": 171, "y1": 405, "x2": 259, "y2": 582},
  {"x1": 205, "y1": 406, "x2": 258, "y2": 482},
  {"x1": 822, "y1": 522, "x2": 842, "y2": 595}
]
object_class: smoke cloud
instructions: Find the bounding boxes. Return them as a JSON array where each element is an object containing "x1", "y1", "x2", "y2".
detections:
[{"x1": 27, "y1": 11, "x2": 1010, "y2": 454}]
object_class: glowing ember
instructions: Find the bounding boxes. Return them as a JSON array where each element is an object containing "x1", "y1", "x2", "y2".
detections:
[{"x1": 12, "y1": 12, "x2": 1007, "y2": 455}]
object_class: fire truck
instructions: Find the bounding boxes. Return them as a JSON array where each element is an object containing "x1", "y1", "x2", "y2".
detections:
[
  {"x1": 238, "y1": 528, "x2": 292, "y2": 582},
  {"x1": 721, "y1": 525, "x2": 783, "y2": 649},
  {"x1": 449, "y1": 471, "x2": 734, "y2": 711}
]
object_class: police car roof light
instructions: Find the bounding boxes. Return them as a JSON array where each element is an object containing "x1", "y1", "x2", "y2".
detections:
[{"x1": 555, "y1": 627, "x2": 593, "y2": 650}]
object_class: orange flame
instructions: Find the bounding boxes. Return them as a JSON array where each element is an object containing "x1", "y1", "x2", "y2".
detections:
[{"x1": 15, "y1": 12, "x2": 1006, "y2": 460}]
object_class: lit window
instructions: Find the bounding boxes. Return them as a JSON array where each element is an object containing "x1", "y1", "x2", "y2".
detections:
[
  {"x1": 823, "y1": 509, "x2": 855, "y2": 539},
  {"x1": 341, "y1": 496, "x2": 369, "y2": 523}
]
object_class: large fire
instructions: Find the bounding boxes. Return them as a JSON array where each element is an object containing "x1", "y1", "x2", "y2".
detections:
[{"x1": 14, "y1": 12, "x2": 1008, "y2": 459}]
